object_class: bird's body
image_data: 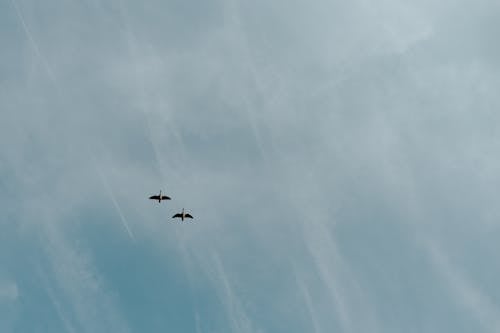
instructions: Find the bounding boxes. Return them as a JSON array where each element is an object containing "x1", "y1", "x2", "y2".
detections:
[
  {"x1": 149, "y1": 190, "x2": 171, "y2": 203},
  {"x1": 172, "y1": 208, "x2": 193, "y2": 221}
]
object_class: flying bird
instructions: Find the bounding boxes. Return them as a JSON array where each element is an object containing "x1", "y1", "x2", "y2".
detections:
[
  {"x1": 172, "y1": 208, "x2": 193, "y2": 221},
  {"x1": 149, "y1": 190, "x2": 171, "y2": 203}
]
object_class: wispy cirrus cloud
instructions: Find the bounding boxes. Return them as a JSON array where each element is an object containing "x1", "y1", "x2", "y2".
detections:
[{"x1": 2, "y1": 0, "x2": 500, "y2": 332}]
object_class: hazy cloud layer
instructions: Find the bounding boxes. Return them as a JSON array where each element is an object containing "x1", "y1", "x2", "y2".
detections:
[{"x1": 2, "y1": 0, "x2": 500, "y2": 332}]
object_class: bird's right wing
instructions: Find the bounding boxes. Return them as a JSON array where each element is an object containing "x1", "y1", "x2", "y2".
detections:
[
  {"x1": 185, "y1": 214, "x2": 194, "y2": 219},
  {"x1": 172, "y1": 214, "x2": 182, "y2": 218},
  {"x1": 161, "y1": 196, "x2": 171, "y2": 200},
  {"x1": 149, "y1": 195, "x2": 160, "y2": 200}
]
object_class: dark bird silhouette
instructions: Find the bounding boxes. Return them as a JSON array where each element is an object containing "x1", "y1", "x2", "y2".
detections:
[
  {"x1": 172, "y1": 208, "x2": 193, "y2": 221},
  {"x1": 149, "y1": 190, "x2": 171, "y2": 203}
]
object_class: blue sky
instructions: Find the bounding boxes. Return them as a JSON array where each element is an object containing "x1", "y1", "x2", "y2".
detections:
[{"x1": 2, "y1": 0, "x2": 500, "y2": 332}]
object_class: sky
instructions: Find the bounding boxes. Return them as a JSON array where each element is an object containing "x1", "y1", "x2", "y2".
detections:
[{"x1": 2, "y1": 0, "x2": 500, "y2": 332}]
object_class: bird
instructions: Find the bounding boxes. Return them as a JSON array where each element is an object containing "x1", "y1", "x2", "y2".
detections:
[
  {"x1": 149, "y1": 190, "x2": 171, "y2": 203},
  {"x1": 172, "y1": 208, "x2": 193, "y2": 221}
]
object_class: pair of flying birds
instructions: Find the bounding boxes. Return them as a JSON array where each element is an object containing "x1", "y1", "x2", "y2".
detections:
[{"x1": 149, "y1": 190, "x2": 193, "y2": 221}]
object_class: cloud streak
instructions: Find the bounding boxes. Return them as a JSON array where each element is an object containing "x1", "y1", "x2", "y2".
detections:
[
  {"x1": 92, "y1": 158, "x2": 136, "y2": 242},
  {"x1": 10, "y1": 0, "x2": 59, "y2": 88}
]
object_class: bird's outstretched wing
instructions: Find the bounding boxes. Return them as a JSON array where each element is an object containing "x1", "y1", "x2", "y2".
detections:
[
  {"x1": 185, "y1": 214, "x2": 193, "y2": 219},
  {"x1": 161, "y1": 196, "x2": 171, "y2": 200},
  {"x1": 149, "y1": 195, "x2": 160, "y2": 200},
  {"x1": 172, "y1": 213, "x2": 182, "y2": 218}
]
